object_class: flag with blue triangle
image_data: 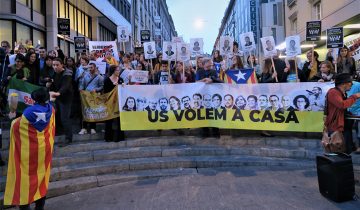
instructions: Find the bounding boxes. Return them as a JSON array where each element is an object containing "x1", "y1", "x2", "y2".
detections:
[{"x1": 224, "y1": 68, "x2": 258, "y2": 84}]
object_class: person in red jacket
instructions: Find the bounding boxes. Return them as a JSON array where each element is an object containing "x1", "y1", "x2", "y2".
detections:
[{"x1": 325, "y1": 73, "x2": 360, "y2": 153}]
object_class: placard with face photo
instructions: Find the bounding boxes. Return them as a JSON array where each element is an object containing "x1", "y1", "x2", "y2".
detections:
[
  {"x1": 285, "y1": 35, "x2": 301, "y2": 57},
  {"x1": 220, "y1": 36, "x2": 234, "y2": 56},
  {"x1": 117, "y1": 26, "x2": 129, "y2": 42},
  {"x1": 143, "y1": 42, "x2": 156, "y2": 59},
  {"x1": 177, "y1": 43, "x2": 190, "y2": 61},
  {"x1": 240, "y1": 32, "x2": 256, "y2": 52},
  {"x1": 190, "y1": 38, "x2": 204, "y2": 56},
  {"x1": 162, "y1": 42, "x2": 176, "y2": 61},
  {"x1": 260, "y1": 36, "x2": 277, "y2": 57}
]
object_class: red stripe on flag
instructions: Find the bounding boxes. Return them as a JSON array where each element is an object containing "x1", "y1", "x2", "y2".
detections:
[
  {"x1": 39, "y1": 122, "x2": 51, "y2": 196},
  {"x1": 27, "y1": 125, "x2": 38, "y2": 203},
  {"x1": 226, "y1": 75, "x2": 233, "y2": 84},
  {"x1": 12, "y1": 119, "x2": 21, "y2": 204},
  {"x1": 249, "y1": 72, "x2": 256, "y2": 84}
]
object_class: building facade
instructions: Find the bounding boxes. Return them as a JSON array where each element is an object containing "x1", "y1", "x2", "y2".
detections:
[
  {"x1": 285, "y1": 0, "x2": 360, "y2": 60},
  {"x1": 0, "y1": 0, "x2": 131, "y2": 57},
  {"x1": 132, "y1": 0, "x2": 177, "y2": 51},
  {"x1": 214, "y1": 0, "x2": 284, "y2": 57}
]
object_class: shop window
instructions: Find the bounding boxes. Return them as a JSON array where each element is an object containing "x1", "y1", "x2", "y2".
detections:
[
  {"x1": 59, "y1": 0, "x2": 65, "y2": 18},
  {"x1": 0, "y1": 20, "x2": 13, "y2": 47},
  {"x1": 16, "y1": 23, "x2": 31, "y2": 45},
  {"x1": 33, "y1": 0, "x2": 42, "y2": 14},
  {"x1": 33, "y1": 29, "x2": 45, "y2": 48},
  {"x1": 69, "y1": 4, "x2": 75, "y2": 30}
]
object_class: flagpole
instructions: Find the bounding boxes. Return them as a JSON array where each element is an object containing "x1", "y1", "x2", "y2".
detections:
[
  {"x1": 123, "y1": 41, "x2": 126, "y2": 54},
  {"x1": 182, "y1": 60, "x2": 185, "y2": 83},
  {"x1": 271, "y1": 56, "x2": 278, "y2": 83}
]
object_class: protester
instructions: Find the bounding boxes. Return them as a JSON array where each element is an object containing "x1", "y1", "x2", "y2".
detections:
[
  {"x1": 38, "y1": 47, "x2": 47, "y2": 73},
  {"x1": 282, "y1": 59, "x2": 306, "y2": 82},
  {"x1": 245, "y1": 55, "x2": 261, "y2": 77},
  {"x1": 75, "y1": 56, "x2": 90, "y2": 89},
  {"x1": 302, "y1": 50, "x2": 321, "y2": 80},
  {"x1": 104, "y1": 50, "x2": 118, "y2": 66},
  {"x1": 336, "y1": 46, "x2": 356, "y2": 77},
  {"x1": 347, "y1": 81, "x2": 360, "y2": 153},
  {"x1": 104, "y1": 65, "x2": 125, "y2": 142},
  {"x1": 196, "y1": 58, "x2": 222, "y2": 138},
  {"x1": 259, "y1": 58, "x2": 277, "y2": 83},
  {"x1": 4, "y1": 87, "x2": 55, "y2": 210},
  {"x1": 7, "y1": 54, "x2": 30, "y2": 81},
  {"x1": 78, "y1": 63, "x2": 104, "y2": 135},
  {"x1": 324, "y1": 73, "x2": 360, "y2": 154},
  {"x1": 309, "y1": 60, "x2": 335, "y2": 82},
  {"x1": 24, "y1": 51, "x2": 40, "y2": 84},
  {"x1": 175, "y1": 62, "x2": 195, "y2": 83},
  {"x1": 50, "y1": 58, "x2": 73, "y2": 146},
  {"x1": 230, "y1": 55, "x2": 244, "y2": 70},
  {"x1": 39, "y1": 56, "x2": 54, "y2": 87},
  {"x1": 154, "y1": 61, "x2": 175, "y2": 84}
]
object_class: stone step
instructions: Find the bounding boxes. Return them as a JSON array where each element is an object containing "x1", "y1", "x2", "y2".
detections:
[
  {"x1": 1, "y1": 144, "x2": 323, "y2": 176},
  {"x1": 0, "y1": 168, "x2": 198, "y2": 209},
  {"x1": 0, "y1": 155, "x2": 316, "y2": 193}
]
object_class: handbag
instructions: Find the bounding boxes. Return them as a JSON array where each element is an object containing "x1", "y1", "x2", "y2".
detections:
[{"x1": 321, "y1": 127, "x2": 346, "y2": 153}]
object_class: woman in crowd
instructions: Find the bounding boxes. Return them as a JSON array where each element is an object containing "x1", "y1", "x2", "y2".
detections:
[
  {"x1": 122, "y1": 54, "x2": 134, "y2": 70},
  {"x1": 7, "y1": 53, "x2": 30, "y2": 81},
  {"x1": 153, "y1": 53, "x2": 163, "y2": 73},
  {"x1": 309, "y1": 60, "x2": 336, "y2": 82},
  {"x1": 245, "y1": 55, "x2": 261, "y2": 77},
  {"x1": 175, "y1": 62, "x2": 195, "y2": 83},
  {"x1": 24, "y1": 51, "x2": 40, "y2": 84},
  {"x1": 103, "y1": 65, "x2": 124, "y2": 142},
  {"x1": 230, "y1": 55, "x2": 244, "y2": 70},
  {"x1": 302, "y1": 50, "x2": 321, "y2": 80},
  {"x1": 213, "y1": 50, "x2": 223, "y2": 63},
  {"x1": 139, "y1": 54, "x2": 151, "y2": 71},
  {"x1": 337, "y1": 46, "x2": 356, "y2": 77},
  {"x1": 75, "y1": 56, "x2": 90, "y2": 89},
  {"x1": 282, "y1": 59, "x2": 306, "y2": 82},
  {"x1": 259, "y1": 58, "x2": 277, "y2": 83}
]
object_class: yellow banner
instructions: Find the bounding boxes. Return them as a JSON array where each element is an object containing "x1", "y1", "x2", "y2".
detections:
[
  {"x1": 120, "y1": 109, "x2": 324, "y2": 132},
  {"x1": 80, "y1": 87, "x2": 119, "y2": 122}
]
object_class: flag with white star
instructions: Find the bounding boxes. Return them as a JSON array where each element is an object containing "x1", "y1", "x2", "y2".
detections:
[
  {"x1": 224, "y1": 68, "x2": 258, "y2": 84},
  {"x1": 4, "y1": 103, "x2": 55, "y2": 205}
]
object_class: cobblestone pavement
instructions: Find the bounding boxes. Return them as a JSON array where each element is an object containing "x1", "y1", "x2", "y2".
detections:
[{"x1": 35, "y1": 166, "x2": 360, "y2": 210}]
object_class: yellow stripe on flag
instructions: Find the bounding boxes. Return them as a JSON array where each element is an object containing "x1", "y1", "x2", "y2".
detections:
[
  {"x1": 19, "y1": 117, "x2": 30, "y2": 204},
  {"x1": 4, "y1": 120, "x2": 18, "y2": 205}
]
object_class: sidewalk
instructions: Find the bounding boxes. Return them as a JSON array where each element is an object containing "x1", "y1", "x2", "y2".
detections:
[{"x1": 26, "y1": 166, "x2": 360, "y2": 210}]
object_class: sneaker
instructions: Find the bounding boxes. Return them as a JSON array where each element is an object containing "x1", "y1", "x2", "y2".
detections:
[
  {"x1": 78, "y1": 129, "x2": 87, "y2": 135},
  {"x1": 90, "y1": 129, "x2": 96, "y2": 134}
]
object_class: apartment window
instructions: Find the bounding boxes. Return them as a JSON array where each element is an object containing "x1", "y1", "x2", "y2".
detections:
[
  {"x1": 16, "y1": 23, "x2": 31, "y2": 44},
  {"x1": 17, "y1": 0, "x2": 29, "y2": 7},
  {"x1": 291, "y1": 18, "x2": 297, "y2": 33},
  {"x1": 33, "y1": 0, "x2": 42, "y2": 13},
  {"x1": 273, "y1": 4, "x2": 277, "y2": 25},
  {"x1": 313, "y1": 1, "x2": 321, "y2": 20},
  {"x1": 271, "y1": 28, "x2": 277, "y2": 42},
  {"x1": 33, "y1": 29, "x2": 45, "y2": 47},
  {"x1": 0, "y1": 20, "x2": 12, "y2": 46}
]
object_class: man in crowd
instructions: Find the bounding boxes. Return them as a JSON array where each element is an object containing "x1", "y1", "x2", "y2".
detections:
[
  {"x1": 324, "y1": 73, "x2": 360, "y2": 154},
  {"x1": 50, "y1": 58, "x2": 73, "y2": 146},
  {"x1": 154, "y1": 61, "x2": 175, "y2": 85},
  {"x1": 78, "y1": 62, "x2": 104, "y2": 135}
]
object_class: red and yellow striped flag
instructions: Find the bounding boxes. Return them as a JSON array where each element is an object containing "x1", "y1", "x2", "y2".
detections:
[{"x1": 4, "y1": 106, "x2": 55, "y2": 205}]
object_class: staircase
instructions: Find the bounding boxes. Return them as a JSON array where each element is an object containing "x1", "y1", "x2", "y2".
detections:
[{"x1": 0, "y1": 128, "x2": 359, "y2": 208}]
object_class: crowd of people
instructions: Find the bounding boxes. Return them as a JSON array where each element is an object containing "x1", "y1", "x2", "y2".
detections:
[{"x1": 0, "y1": 39, "x2": 359, "y2": 149}]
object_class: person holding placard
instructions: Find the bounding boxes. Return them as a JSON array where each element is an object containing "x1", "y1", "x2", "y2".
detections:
[
  {"x1": 154, "y1": 61, "x2": 175, "y2": 85},
  {"x1": 259, "y1": 58, "x2": 277, "y2": 83},
  {"x1": 309, "y1": 61, "x2": 336, "y2": 82},
  {"x1": 302, "y1": 50, "x2": 321, "y2": 80},
  {"x1": 282, "y1": 59, "x2": 306, "y2": 82}
]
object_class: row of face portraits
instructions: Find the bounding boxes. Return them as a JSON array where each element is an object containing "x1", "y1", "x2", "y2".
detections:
[{"x1": 122, "y1": 86, "x2": 325, "y2": 112}]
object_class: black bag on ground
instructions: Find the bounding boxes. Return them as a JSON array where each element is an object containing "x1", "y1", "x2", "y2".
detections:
[{"x1": 316, "y1": 153, "x2": 355, "y2": 202}]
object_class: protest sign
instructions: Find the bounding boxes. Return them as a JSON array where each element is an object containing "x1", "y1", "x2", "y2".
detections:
[
  {"x1": 120, "y1": 69, "x2": 131, "y2": 84},
  {"x1": 177, "y1": 43, "x2": 190, "y2": 61},
  {"x1": 143, "y1": 42, "x2": 156, "y2": 59},
  {"x1": 260, "y1": 36, "x2": 277, "y2": 57},
  {"x1": 285, "y1": 35, "x2": 301, "y2": 57},
  {"x1": 141, "y1": 30, "x2": 151, "y2": 42},
  {"x1": 240, "y1": 32, "x2": 256, "y2": 52},
  {"x1": 89, "y1": 41, "x2": 119, "y2": 61},
  {"x1": 190, "y1": 38, "x2": 204, "y2": 56},
  {"x1": 220, "y1": 36, "x2": 234, "y2": 56},
  {"x1": 162, "y1": 41, "x2": 176, "y2": 61},
  {"x1": 306, "y1": 21, "x2": 321, "y2": 41},
  {"x1": 80, "y1": 87, "x2": 119, "y2": 122},
  {"x1": 57, "y1": 18, "x2": 70, "y2": 35},
  {"x1": 130, "y1": 70, "x2": 149, "y2": 83},
  {"x1": 74, "y1": 37, "x2": 86, "y2": 52},
  {"x1": 327, "y1": 27, "x2": 344, "y2": 48},
  {"x1": 119, "y1": 82, "x2": 332, "y2": 132},
  {"x1": 117, "y1": 26, "x2": 130, "y2": 42}
]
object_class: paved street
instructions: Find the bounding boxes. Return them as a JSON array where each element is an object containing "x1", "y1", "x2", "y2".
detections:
[{"x1": 39, "y1": 166, "x2": 359, "y2": 210}]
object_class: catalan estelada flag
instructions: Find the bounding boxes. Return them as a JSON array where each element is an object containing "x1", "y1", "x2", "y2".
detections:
[
  {"x1": 4, "y1": 103, "x2": 55, "y2": 205},
  {"x1": 223, "y1": 68, "x2": 258, "y2": 84}
]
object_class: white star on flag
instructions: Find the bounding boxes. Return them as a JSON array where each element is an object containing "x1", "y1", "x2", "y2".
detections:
[
  {"x1": 234, "y1": 71, "x2": 246, "y2": 81},
  {"x1": 34, "y1": 112, "x2": 47, "y2": 122}
]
